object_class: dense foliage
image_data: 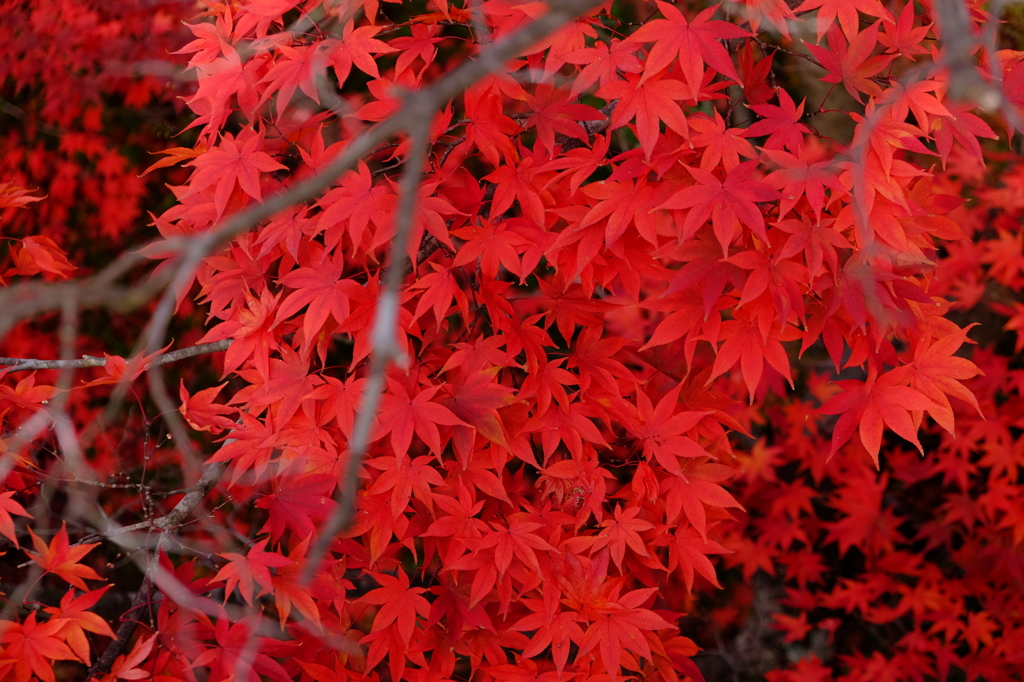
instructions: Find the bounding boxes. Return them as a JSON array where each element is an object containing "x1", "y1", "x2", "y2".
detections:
[{"x1": 2, "y1": 0, "x2": 1024, "y2": 680}]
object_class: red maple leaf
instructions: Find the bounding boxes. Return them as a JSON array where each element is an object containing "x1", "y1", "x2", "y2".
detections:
[
  {"x1": 576, "y1": 591, "x2": 675, "y2": 679},
  {"x1": 374, "y1": 377, "x2": 467, "y2": 456},
  {"x1": 745, "y1": 89, "x2": 813, "y2": 153},
  {"x1": 0, "y1": 611, "x2": 79, "y2": 681},
  {"x1": 0, "y1": 491, "x2": 32, "y2": 548},
  {"x1": 591, "y1": 505, "x2": 655, "y2": 570},
  {"x1": 186, "y1": 129, "x2": 287, "y2": 218},
  {"x1": 26, "y1": 523, "x2": 104, "y2": 591},
  {"x1": 0, "y1": 182, "x2": 45, "y2": 210},
  {"x1": 796, "y1": 0, "x2": 893, "y2": 41},
  {"x1": 42, "y1": 586, "x2": 116, "y2": 665},
  {"x1": 659, "y1": 161, "x2": 778, "y2": 256},
  {"x1": 805, "y1": 23, "x2": 894, "y2": 104},
  {"x1": 179, "y1": 381, "x2": 237, "y2": 433},
  {"x1": 599, "y1": 72, "x2": 691, "y2": 159},
  {"x1": 627, "y1": 2, "x2": 748, "y2": 90},
  {"x1": 6, "y1": 235, "x2": 75, "y2": 279},
  {"x1": 212, "y1": 537, "x2": 293, "y2": 606},
  {"x1": 819, "y1": 365, "x2": 938, "y2": 465},
  {"x1": 360, "y1": 570, "x2": 431, "y2": 647}
]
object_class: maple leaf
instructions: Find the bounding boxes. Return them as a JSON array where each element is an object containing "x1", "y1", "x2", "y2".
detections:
[
  {"x1": 729, "y1": 0, "x2": 797, "y2": 37},
  {"x1": 805, "y1": 23, "x2": 895, "y2": 104},
  {"x1": 598, "y1": 72, "x2": 691, "y2": 159},
  {"x1": 796, "y1": 0, "x2": 893, "y2": 41},
  {"x1": 81, "y1": 343, "x2": 172, "y2": 388},
  {"x1": 878, "y1": 2, "x2": 931, "y2": 59},
  {"x1": 0, "y1": 491, "x2": 32, "y2": 548},
  {"x1": 477, "y1": 513, "x2": 557, "y2": 577},
  {"x1": 139, "y1": 144, "x2": 206, "y2": 176},
  {"x1": 628, "y1": 2, "x2": 748, "y2": 89},
  {"x1": 410, "y1": 262, "x2": 471, "y2": 331},
  {"x1": 484, "y1": 157, "x2": 547, "y2": 226},
  {"x1": 563, "y1": 38, "x2": 644, "y2": 97},
  {"x1": 186, "y1": 129, "x2": 287, "y2": 218},
  {"x1": 212, "y1": 537, "x2": 293, "y2": 606},
  {"x1": 659, "y1": 161, "x2": 778, "y2": 256},
  {"x1": 514, "y1": 608, "x2": 586, "y2": 673},
  {"x1": 26, "y1": 523, "x2": 104, "y2": 590},
  {"x1": 360, "y1": 570, "x2": 431, "y2": 647},
  {"x1": 462, "y1": 83, "x2": 522, "y2": 168},
  {"x1": 43, "y1": 586, "x2": 116, "y2": 665},
  {"x1": 578, "y1": 176, "x2": 660, "y2": 247},
  {"x1": 736, "y1": 43, "x2": 777, "y2": 105},
  {"x1": 0, "y1": 182, "x2": 45, "y2": 210},
  {"x1": 523, "y1": 84, "x2": 603, "y2": 152},
  {"x1": 0, "y1": 371, "x2": 55, "y2": 411},
  {"x1": 259, "y1": 44, "x2": 325, "y2": 120},
  {"x1": 745, "y1": 89, "x2": 812, "y2": 153},
  {"x1": 906, "y1": 325, "x2": 983, "y2": 435},
  {"x1": 763, "y1": 147, "x2": 846, "y2": 221},
  {"x1": 591, "y1": 505, "x2": 655, "y2": 570},
  {"x1": 664, "y1": 525, "x2": 729, "y2": 591},
  {"x1": 819, "y1": 365, "x2": 938, "y2": 465},
  {"x1": 0, "y1": 611, "x2": 79, "y2": 682},
  {"x1": 6, "y1": 235, "x2": 76, "y2": 279},
  {"x1": 374, "y1": 377, "x2": 467, "y2": 456},
  {"x1": 324, "y1": 20, "x2": 396, "y2": 87},
  {"x1": 773, "y1": 216, "x2": 851, "y2": 281},
  {"x1": 208, "y1": 411, "x2": 290, "y2": 484},
  {"x1": 576, "y1": 595, "x2": 675, "y2": 680},
  {"x1": 441, "y1": 368, "x2": 516, "y2": 458},
  {"x1": 663, "y1": 463, "x2": 743, "y2": 540},
  {"x1": 199, "y1": 287, "x2": 281, "y2": 381},
  {"x1": 179, "y1": 380, "x2": 237, "y2": 433},
  {"x1": 452, "y1": 218, "x2": 529, "y2": 280},
  {"x1": 255, "y1": 470, "x2": 336, "y2": 541},
  {"x1": 366, "y1": 452, "x2": 445, "y2": 518},
  {"x1": 689, "y1": 109, "x2": 757, "y2": 171},
  {"x1": 630, "y1": 384, "x2": 712, "y2": 475},
  {"x1": 270, "y1": 535, "x2": 328, "y2": 629},
  {"x1": 103, "y1": 634, "x2": 157, "y2": 681},
  {"x1": 931, "y1": 101, "x2": 998, "y2": 168},
  {"x1": 316, "y1": 161, "x2": 393, "y2": 253},
  {"x1": 240, "y1": 346, "x2": 326, "y2": 426}
]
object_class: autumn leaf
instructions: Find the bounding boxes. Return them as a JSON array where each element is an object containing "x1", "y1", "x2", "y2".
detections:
[
  {"x1": 212, "y1": 537, "x2": 293, "y2": 606},
  {"x1": 590, "y1": 505, "x2": 655, "y2": 570},
  {"x1": 0, "y1": 491, "x2": 32, "y2": 548},
  {"x1": 6, "y1": 236, "x2": 76, "y2": 279},
  {"x1": 819, "y1": 365, "x2": 938, "y2": 465},
  {"x1": 186, "y1": 128, "x2": 287, "y2": 218},
  {"x1": 627, "y1": 2, "x2": 748, "y2": 89},
  {"x1": 26, "y1": 523, "x2": 104, "y2": 591},
  {"x1": 0, "y1": 182, "x2": 45, "y2": 210},
  {"x1": 103, "y1": 634, "x2": 157, "y2": 681},
  {"x1": 359, "y1": 570, "x2": 431, "y2": 647},
  {"x1": 179, "y1": 380, "x2": 237, "y2": 433},
  {"x1": 659, "y1": 161, "x2": 778, "y2": 256},
  {"x1": 43, "y1": 586, "x2": 116, "y2": 665},
  {"x1": 805, "y1": 23, "x2": 894, "y2": 104},
  {"x1": 0, "y1": 612, "x2": 79, "y2": 682}
]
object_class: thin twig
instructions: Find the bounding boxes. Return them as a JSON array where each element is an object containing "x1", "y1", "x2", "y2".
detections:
[{"x1": 0, "y1": 340, "x2": 231, "y2": 372}]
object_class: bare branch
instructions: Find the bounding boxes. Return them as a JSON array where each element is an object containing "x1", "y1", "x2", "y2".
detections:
[
  {"x1": 933, "y1": 0, "x2": 1001, "y2": 110},
  {"x1": 0, "y1": 340, "x2": 231, "y2": 373}
]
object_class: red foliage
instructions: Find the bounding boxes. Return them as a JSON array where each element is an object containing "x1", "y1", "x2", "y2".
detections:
[{"x1": 2, "y1": 0, "x2": 1024, "y2": 680}]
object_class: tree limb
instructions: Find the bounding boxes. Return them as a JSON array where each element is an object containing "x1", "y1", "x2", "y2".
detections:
[{"x1": 0, "y1": 340, "x2": 231, "y2": 373}]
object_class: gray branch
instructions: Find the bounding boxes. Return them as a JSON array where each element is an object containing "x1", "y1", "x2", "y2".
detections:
[{"x1": 0, "y1": 340, "x2": 231, "y2": 373}]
